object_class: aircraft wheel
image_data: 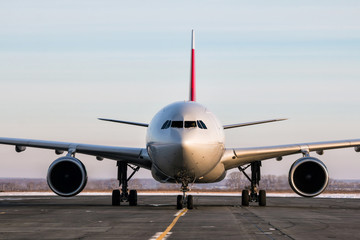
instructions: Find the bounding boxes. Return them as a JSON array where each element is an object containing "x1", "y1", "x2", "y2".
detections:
[
  {"x1": 112, "y1": 189, "x2": 120, "y2": 206},
  {"x1": 176, "y1": 195, "x2": 183, "y2": 209},
  {"x1": 187, "y1": 195, "x2": 193, "y2": 209},
  {"x1": 241, "y1": 190, "x2": 249, "y2": 206},
  {"x1": 129, "y1": 190, "x2": 138, "y2": 206},
  {"x1": 258, "y1": 190, "x2": 266, "y2": 206}
]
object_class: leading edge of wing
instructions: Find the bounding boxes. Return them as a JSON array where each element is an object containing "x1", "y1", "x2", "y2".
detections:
[
  {"x1": 0, "y1": 137, "x2": 151, "y2": 169},
  {"x1": 223, "y1": 118, "x2": 287, "y2": 129},
  {"x1": 221, "y1": 138, "x2": 360, "y2": 170}
]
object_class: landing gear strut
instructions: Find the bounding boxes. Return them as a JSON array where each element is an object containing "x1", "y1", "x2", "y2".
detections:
[
  {"x1": 239, "y1": 161, "x2": 266, "y2": 206},
  {"x1": 176, "y1": 182, "x2": 193, "y2": 209},
  {"x1": 112, "y1": 161, "x2": 140, "y2": 206}
]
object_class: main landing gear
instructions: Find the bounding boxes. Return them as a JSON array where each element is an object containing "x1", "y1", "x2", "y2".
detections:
[
  {"x1": 176, "y1": 182, "x2": 193, "y2": 210},
  {"x1": 239, "y1": 161, "x2": 266, "y2": 207},
  {"x1": 112, "y1": 161, "x2": 140, "y2": 206}
]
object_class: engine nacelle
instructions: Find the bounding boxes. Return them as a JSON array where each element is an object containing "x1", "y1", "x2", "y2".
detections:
[
  {"x1": 289, "y1": 157, "x2": 329, "y2": 197},
  {"x1": 47, "y1": 157, "x2": 87, "y2": 197}
]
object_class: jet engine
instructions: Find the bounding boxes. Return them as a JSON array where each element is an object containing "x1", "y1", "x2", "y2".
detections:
[
  {"x1": 288, "y1": 156, "x2": 329, "y2": 197},
  {"x1": 47, "y1": 156, "x2": 87, "y2": 197}
]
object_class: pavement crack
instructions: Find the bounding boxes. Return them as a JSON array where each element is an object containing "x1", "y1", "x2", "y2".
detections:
[{"x1": 234, "y1": 207, "x2": 295, "y2": 239}]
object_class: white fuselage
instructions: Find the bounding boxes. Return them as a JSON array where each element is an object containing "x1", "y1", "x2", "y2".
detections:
[{"x1": 146, "y1": 101, "x2": 226, "y2": 184}]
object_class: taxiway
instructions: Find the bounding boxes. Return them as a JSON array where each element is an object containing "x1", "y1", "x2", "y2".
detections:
[{"x1": 0, "y1": 195, "x2": 359, "y2": 239}]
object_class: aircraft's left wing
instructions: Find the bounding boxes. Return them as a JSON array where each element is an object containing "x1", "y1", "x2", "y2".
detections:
[
  {"x1": 0, "y1": 137, "x2": 151, "y2": 169},
  {"x1": 221, "y1": 139, "x2": 360, "y2": 170}
]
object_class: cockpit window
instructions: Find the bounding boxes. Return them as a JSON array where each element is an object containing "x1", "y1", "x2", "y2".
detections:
[
  {"x1": 197, "y1": 120, "x2": 207, "y2": 129},
  {"x1": 161, "y1": 120, "x2": 206, "y2": 129},
  {"x1": 185, "y1": 121, "x2": 196, "y2": 128},
  {"x1": 171, "y1": 121, "x2": 183, "y2": 128},
  {"x1": 161, "y1": 120, "x2": 171, "y2": 129}
]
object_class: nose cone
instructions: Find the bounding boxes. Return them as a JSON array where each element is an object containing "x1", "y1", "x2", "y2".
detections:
[
  {"x1": 146, "y1": 101, "x2": 226, "y2": 183},
  {"x1": 176, "y1": 138, "x2": 200, "y2": 169},
  {"x1": 150, "y1": 130, "x2": 224, "y2": 182}
]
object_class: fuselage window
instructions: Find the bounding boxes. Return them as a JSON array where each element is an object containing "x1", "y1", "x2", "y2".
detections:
[
  {"x1": 185, "y1": 121, "x2": 196, "y2": 128},
  {"x1": 171, "y1": 121, "x2": 183, "y2": 128},
  {"x1": 161, "y1": 120, "x2": 171, "y2": 129},
  {"x1": 197, "y1": 120, "x2": 207, "y2": 129}
]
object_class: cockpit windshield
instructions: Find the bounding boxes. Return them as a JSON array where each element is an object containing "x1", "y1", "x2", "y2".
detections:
[
  {"x1": 185, "y1": 121, "x2": 196, "y2": 128},
  {"x1": 171, "y1": 121, "x2": 183, "y2": 128},
  {"x1": 161, "y1": 120, "x2": 207, "y2": 129},
  {"x1": 161, "y1": 120, "x2": 171, "y2": 129},
  {"x1": 197, "y1": 120, "x2": 207, "y2": 129}
]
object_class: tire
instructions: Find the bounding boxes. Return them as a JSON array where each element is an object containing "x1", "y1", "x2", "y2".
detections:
[
  {"x1": 112, "y1": 189, "x2": 120, "y2": 206},
  {"x1": 177, "y1": 195, "x2": 183, "y2": 209},
  {"x1": 242, "y1": 189, "x2": 249, "y2": 206},
  {"x1": 187, "y1": 195, "x2": 193, "y2": 209},
  {"x1": 258, "y1": 190, "x2": 266, "y2": 206},
  {"x1": 129, "y1": 189, "x2": 138, "y2": 206}
]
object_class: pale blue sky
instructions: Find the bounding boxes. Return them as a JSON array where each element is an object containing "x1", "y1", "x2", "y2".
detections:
[{"x1": 0, "y1": 1, "x2": 360, "y2": 179}]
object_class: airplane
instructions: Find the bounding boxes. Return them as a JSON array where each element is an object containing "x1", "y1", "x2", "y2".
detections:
[{"x1": 1, "y1": 30, "x2": 360, "y2": 210}]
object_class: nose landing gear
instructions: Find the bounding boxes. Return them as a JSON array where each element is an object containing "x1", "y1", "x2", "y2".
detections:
[{"x1": 176, "y1": 182, "x2": 193, "y2": 209}]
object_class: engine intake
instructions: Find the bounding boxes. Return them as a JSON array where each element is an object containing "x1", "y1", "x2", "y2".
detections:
[
  {"x1": 47, "y1": 157, "x2": 87, "y2": 197},
  {"x1": 289, "y1": 157, "x2": 329, "y2": 197}
]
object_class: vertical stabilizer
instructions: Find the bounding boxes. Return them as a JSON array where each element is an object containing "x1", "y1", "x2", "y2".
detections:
[{"x1": 190, "y1": 30, "x2": 196, "y2": 101}]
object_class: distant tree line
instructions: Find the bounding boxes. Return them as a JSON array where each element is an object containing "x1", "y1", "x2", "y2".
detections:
[
  {"x1": 225, "y1": 172, "x2": 290, "y2": 191},
  {"x1": 0, "y1": 175, "x2": 359, "y2": 192}
]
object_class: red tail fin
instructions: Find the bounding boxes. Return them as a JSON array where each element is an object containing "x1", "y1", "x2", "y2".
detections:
[{"x1": 190, "y1": 30, "x2": 196, "y2": 101}]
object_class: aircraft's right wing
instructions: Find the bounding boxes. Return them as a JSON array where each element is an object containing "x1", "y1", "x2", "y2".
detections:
[
  {"x1": 0, "y1": 137, "x2": 151, "y2": 169},
  {"x1": 221, "y1": 139, "x2": 360, "y2": 170}
]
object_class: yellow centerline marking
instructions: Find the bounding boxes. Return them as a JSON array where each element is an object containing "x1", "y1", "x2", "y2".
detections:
[{"x1": 156, "y1": 208, "x2": 188, "y2": 240}]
